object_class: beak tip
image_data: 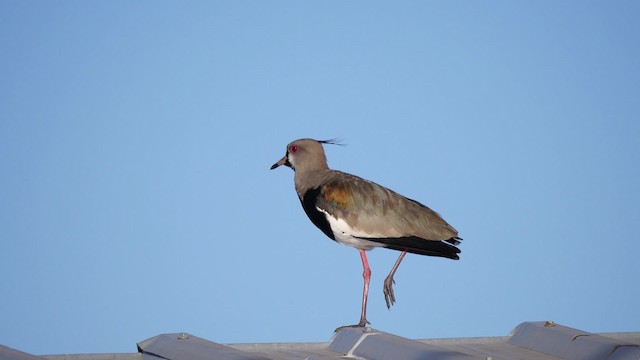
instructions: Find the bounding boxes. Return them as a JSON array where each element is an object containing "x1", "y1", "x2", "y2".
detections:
[{"x1": 270, "y1": 155, "x2": 288, "y2": 170}]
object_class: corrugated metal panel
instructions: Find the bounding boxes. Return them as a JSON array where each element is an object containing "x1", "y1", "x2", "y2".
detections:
[
  {"x1": 43, "y1": 354, "x2": 148, "y2": 360},
  {"x1": 226, "y1": 322, "x2": 640, "y2": 360},
  {"x1": 137, "y1": 333, "x2": 269, "y2": 360},
  {"x1": 135, "y1": 322, "x2": 640, "y2": 359},
  {"x1": 1, "y1": 321, "x2": 639, "y2": 360},
  {"x1": 0, "y1": 345, "x2": 46, "y2": 360},
  {"x1": 328, "y1": 327, "x2": 474, "y2": 359},
  {"x1": 507, "y1": 322, "x2": 640, "y2": 360}
]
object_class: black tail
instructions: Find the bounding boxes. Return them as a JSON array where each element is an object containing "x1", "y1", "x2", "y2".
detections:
[
  {"x1": 446, "y1": 237, "x2": 463, "y2": 246},
  {"x1": 359, "y1": 236, "x2": 462, "y2": 260}
]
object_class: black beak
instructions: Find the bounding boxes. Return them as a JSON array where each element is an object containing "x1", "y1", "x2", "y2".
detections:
[{"x1": 270, "y1": 155, "x2": 288, "y2": 170}]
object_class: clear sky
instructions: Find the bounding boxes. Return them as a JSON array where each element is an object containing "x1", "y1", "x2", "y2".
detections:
[{"x1": 1, "y1": 1, "x2": 639, "y2": 355}]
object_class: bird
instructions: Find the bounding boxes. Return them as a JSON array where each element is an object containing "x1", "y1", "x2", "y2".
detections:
[{"x1": 270, "y1": 138, "x2": 461, "y2": 328}]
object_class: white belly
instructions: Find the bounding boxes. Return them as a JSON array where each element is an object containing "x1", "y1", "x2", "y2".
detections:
[{"x1": 318, "y1": 207, "x2": 385, "y2": 250}]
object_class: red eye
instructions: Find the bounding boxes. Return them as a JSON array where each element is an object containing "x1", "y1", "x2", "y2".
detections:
[{"x1": 289, "y1": 145, "x2": 299, "y2": 153}]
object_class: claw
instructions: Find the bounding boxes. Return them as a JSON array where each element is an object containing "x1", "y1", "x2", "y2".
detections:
[
  {"x1": 383, "y1": 276, "x2": 397, "y2": 309},
  {"x1": 383, "y1": 251, "x2": 406, "y2": 309},
  {"x1": 335, "y1": 318, "x2": 370, "y2": 332}
]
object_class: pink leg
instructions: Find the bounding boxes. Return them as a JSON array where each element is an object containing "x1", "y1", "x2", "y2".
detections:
[
  {"x1": 335, "y1": 249, "x2": 373, "y2": 331},
  {"x1": 383, "y1": 251, "x2": 406, "y2": 309},
  {"x1": 357, "y1": 249, "x2": 372, "y2": 327}
]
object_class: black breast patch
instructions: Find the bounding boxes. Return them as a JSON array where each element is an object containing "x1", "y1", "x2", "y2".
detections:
[{"x1": 300, "y1": 187, "x2": 336, "y2": 241}]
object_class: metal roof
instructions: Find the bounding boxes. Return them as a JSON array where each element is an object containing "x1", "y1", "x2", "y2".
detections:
[{"x1": 2, "y1": 321, "x2": 639, "y2": 360}]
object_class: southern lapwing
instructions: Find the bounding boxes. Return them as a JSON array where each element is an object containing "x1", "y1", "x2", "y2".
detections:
[{"x1": 270, "y1": 138, "x2": 461, "y2": 328}]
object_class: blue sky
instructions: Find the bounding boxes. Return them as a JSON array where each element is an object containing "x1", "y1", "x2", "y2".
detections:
[{"x1": 1, "y1": 1, "x2": 639, "y2": 355}]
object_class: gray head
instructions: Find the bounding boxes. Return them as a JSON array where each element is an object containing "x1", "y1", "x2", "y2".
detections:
[{"x1": 270, "y1": 138, "x2": 341, "y2": 173}]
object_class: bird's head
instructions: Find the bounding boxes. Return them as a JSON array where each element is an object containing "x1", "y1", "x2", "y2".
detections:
[{"x1": 270, "y1": 138, "x2": 341, "y2": 172}]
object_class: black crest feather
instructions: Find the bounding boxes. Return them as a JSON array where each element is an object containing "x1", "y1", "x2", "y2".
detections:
[{"x1": 318, "y1": 138, "x2": 346, "y2": 146}]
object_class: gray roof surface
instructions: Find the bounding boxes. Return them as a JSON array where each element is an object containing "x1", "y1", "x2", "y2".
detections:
[{"x1": 2, "y1": 321, "x2": 639, "y2": 360}]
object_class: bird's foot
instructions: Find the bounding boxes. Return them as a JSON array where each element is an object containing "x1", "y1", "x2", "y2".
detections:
[
  {"x1": 335, "y1": 318, "x2": 370, "y2": 332},
  {"x1": 383, "y1": 276, "x2": 396, "y2": 309}
]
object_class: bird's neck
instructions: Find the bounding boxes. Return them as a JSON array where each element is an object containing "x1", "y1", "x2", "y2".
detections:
[{"x1": 294, "y1": 168, "x2": 332, "y2": 198}]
